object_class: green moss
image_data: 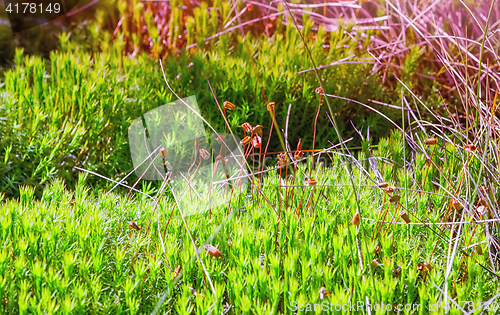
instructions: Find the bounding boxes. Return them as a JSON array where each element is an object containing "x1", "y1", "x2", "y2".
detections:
[
  {"x1": 0, "y1": 143, "x2": 495, "y2": 313},
  {"x1": 0, "y1": 26, "x2": 417, "y2": 196}
]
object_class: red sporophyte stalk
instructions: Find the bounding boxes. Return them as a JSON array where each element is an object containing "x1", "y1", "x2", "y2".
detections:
[{"x1": 311, "y1": 87, "x2": 323, "y2": 177}]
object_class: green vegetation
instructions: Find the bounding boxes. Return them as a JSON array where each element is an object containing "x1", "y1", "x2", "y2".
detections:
[
  {"x1": 1, "y1": 0, "x2": 499, "y2": 313},
  {"x1": 0, "y1": 137, "x2": 497, "y2": 314},
  {"x1": 0, "y1": 24, "x2": 429, "y2": 197}
]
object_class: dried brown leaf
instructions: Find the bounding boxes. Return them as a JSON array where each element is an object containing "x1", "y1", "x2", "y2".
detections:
[
  {"x1": 223, "y1": 101, "x2": 236, "y2": 110},
  {"x1": 204, "y1": 244, "x2": 222, "y2": 258},
  {"x1": 352, "y1": 213, "x2": 360, "y2": 226},
  {"x1": 199, "y1": 148, "x2": 210, "y2": 160},
  {"x1": 424, "y1": 138, "x2": 437, "y2": 145},
  {"x1": 160, "y1": 148, "x2": 169, "y2": 159},
  {"x1": 378, "y1": 182, "x2": 388, "y2": 189},
  {"x1": 451, "y1": 199, "x2": 463, "y2": 211},
  {"x1": 128, "y1": 221, "x2": 141, "y2": 231},
  {"x1": 240, "y1": 136, "x2": 252, "y2": 146},
  {"x1": 400, "y1": 212, "x2": 411, "y2": 223},
  {"x1": 389, "y1": 195, "x2": 400, "y2": 203},
  {"x1": 464, "y1": 144, "x2": 476, "y2": 152},
  {"x1": 251, "y1": 136, "x2": 262, "y2": 149},
  {"x1": 318, "y1": 287, "x2": 329, "y2": 299},
  {"x1": 385, "y1": 186, "x2": 396, "y2": 193},
  {"x1": 476, "y1": 205, "x2": 488, "y2": 216},
  {"x1": 173, "y1": 264, "x2": 181, "y2": 279},
  {"x1": 241, "y1": 122, "x2": 253, "y2": 133},
  {"x1": 306, "y1": 179, "x2": 318, "y2": 187},
  {"x1": 252, "y1": 125, "x2": 263, "y2": 136},
  {"x1": 267, "y1": 102, "x2": 275, "y2": 112}
]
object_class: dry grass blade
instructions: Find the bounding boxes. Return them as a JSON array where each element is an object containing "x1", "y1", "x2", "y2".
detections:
[
  {"x1": 74, "y1": 167, "x2": 155, "y2": 200},
  {"x1": 164, "y1": 179, "x2": 217, "y2": 297}
]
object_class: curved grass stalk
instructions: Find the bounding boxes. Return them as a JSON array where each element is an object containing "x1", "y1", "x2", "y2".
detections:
[{"x1": 165, "y1": 179, "x2": 217, "y2": 297}]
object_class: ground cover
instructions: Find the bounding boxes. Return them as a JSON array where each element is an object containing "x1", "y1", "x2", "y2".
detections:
[
  {"x1": 0, "y1": 28, "x2": 410, "y2": 197},
  {"x1": 1, "y1": 137, "x2": 497, "y2": 314}
]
